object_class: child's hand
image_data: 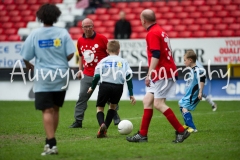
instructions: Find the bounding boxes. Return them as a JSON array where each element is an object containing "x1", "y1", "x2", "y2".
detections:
[
  {"x1": 198, "y1": 92, "x2": 202, "y2": 100},
  {"x1": 130, "y1": 96, "x2": 136, "y2": 105},
  {"x1": 87, "y1": 87, "x2": 93, "y2": 94}
]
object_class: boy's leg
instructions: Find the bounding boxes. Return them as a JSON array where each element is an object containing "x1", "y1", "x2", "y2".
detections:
[
  {"x1": 113, "y1": 104, "x2": 121, "y2": 125},
  {"x1": 181, "y1": 107, "x2": 197, "y2": 130},
  {"x1": 105, "y1": 104, "x2": 117, "y2": 128},
  {"x1": 203, "y1": 93, "x2": 217, "y2": 111}
]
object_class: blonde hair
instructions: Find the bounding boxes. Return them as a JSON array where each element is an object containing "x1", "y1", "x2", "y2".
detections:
[
  {"x1": 107, "y1": 40, "x2": 120, "y2": 53},
  {"x1": 185, "y1": 49, "x2": 197, "y2": 63}
]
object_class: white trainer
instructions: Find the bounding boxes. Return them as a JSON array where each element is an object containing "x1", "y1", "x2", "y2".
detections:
[
  {"x1": 212, "y1": 104, "x2": 217, "y2": 112},
  {"x1": 41, "y1": 145, "x2": 58, "y2": 156}
]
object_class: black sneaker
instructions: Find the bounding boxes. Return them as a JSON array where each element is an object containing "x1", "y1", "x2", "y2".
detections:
[
  {"x1": 113, "y1": 113, "x2": 121, "y2": 125},
  {"x1": 126, "y1": 131, "x2": 148, "y2": 142},
  {"x1": 173, "y1": 129, "x2": 190, "y2": 143},
  {"x1": 69, "y1": 121, "x2": 82, "y2": 128}
]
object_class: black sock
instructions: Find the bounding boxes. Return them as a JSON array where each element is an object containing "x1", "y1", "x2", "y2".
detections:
[
  {"x1": 105, "y1": 109, "x2": 115, "y2": 128},
  {"x1": 97, "y1": 112, "x2": 104, "y2": 126},
  {"x1": 48, "y1": 137, "x2": 57, "y2": 149},
  {"x1": 45, "y1": 138, "x2": 48, "y2": 145}
]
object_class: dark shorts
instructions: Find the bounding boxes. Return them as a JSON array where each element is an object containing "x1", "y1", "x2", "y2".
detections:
[
  {"x1": 96, "y1": 82, "x2": 123, "y2": 107},
  {"x1": 35, "y1": 91, "x2": 66, "y2": 110}
]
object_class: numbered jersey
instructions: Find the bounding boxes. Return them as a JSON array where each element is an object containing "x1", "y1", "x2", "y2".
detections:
[{"x1": 146, "y1": 24, "x2": 178, "y2": 80}]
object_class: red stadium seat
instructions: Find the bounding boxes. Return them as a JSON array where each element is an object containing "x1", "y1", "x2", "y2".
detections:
[
  {"x1": 202, "y1": 11, "x2": 215, "y2": 18},
  {"x1": 94, "y1": 27, "x2": 106, "y2": 34},
  {"x1": 2, "y1": 22, "x2": 14, "y2": 29},
  {"x1": 179, "y1": 1, "x2": 192, "y2": 6},
  {"x1": 15, "y1": 0, "x2": 26, "y2": 4},
  {"x1": 108, "y1": 8, "x2": 119, "y2": 15},
  {"x1": 206, "y1": 0, "x2": 218, "y2": 5},
  {"x1": 154, "y1": 1, "x2": 166, "y2": 7},
  {"x1": 168, "y1": 1, "x2": 179, "y2": 6},
  {"x1": 171, "y1": 6, "x2": 183, "y2": 13},
  {"x1": 103, "y1": 33, "x2": 113, "y2": 39},
  {"x1": 225, "y1": 5, "x2": 238, "y2": 11},
  {"x1": 155, "y1": 13, "x2": 162, "y2": 19},
  {"x1": 108, "y1": 27, "x2": 114, "y2": 33},
  {"x1": 3, "y1": 0, "x2": 14, "y2": 4},
  {"x1": 164, "y1": 13, "x2": 175, "y2": 19},
  {"x1": 51, "y1": 0, "x2": 63, "y2": 4},
  {"x1": 206, "y1": 30, "x2": 220, "y2": 37},
  {"x1": 188, "y1": 12, "x2": 202, "y2": 18},
  {"x1": 161, "y1": 25, "x2": 173, "y2": 32},
  {"x1": 197, "y1": 5, "x2": 210, "y2": 12},
  {"x1": 77, "y1": 21, "x2": 82, "y2": 27},
  {"x1": 8, "y1": 35, "x2": 21, "y2": 41},
  {"x1": 29, "y1": 4, "x2": 41, "y2": 11},
  {"x1": 181, "y1": 19, "x2": 194, "y2": 25},
  {"x1": 9, "y1": 11, "x2": 20, "y2": 17},
  {"x1": 95, "y1": 8, "x2": 107, "y2": 14},
  {"x1": 110, "y1": 14, "x2": 120, "y2": 21},
  {"x1": 168, "y1": 19, "x2": 181, "y2": 25},
  {"x1": 0, "y1": 10, "x2": 7, "y2": 17},
  {"x1": 232, "y1": 0, "x2": 240, "y2": 4},
  {"x1": 0, "y1": 4, "x2": 5, "y2": 10},
  {"x1": 192, "y1": 31, "x2": 206, "y2": 37},
  {"x1": 219, "y1": 0, "x2": 231, "y2": 5},
  {"x1": 17, "y1": 4, "x2": 29, "y2": 11},
  {"x1": 235, "y1": 30, "x2": 240, "y2": 36},
  {"x1": 0, "y1": 35, "x2": 7, "y2": 41},
  {"x1": 148, "y1": 7, "x2": 157, "y2": 13},
  {"x1": 87, "y1": 14, "x2": 98, "y2": 21},
  {"x1": 15, "y1": 22, "x2": 27, "y2": 28},
  {"x1": 125, "y1": 14, "x2": 136, "y2": 21},
  {"x1": 93, "y1": 20, "x2": 103, "y2": 27},
  {"x1": 131, "y1": 20, "x2": 141, "y2": 27},
  {"x1": 188, "y1": 25, "x2": 200, "y2": 31},
  {"x1": 178, "y1": 31, "x2": 192, "y2": 38},
  {"x1": 0, "y1": 16, "x2": 10, "y2": 23},
  {"x1": 20, "y1": 10, "x2": 33, "y2": 16},
  {"x1": 194, "y1": 18, "x2": 208, "y2": 25},
  {"x1": 26, "y1": 0, "x2": 39, "y2": 4},
  {"x1": 156, "y1": 19, "x2": 167, "y2": 26},
  {"x1": 185, "y1": 6, "x2": 197, "y2": 12},
  {"x1": 222, "y1": 17, "x2": 235, "y2": 24},
  {"x1": 175, "y1": 12, "x2": 188, "y2": 19},
  {"x1": 131, "y1": 7, "x2": 145, "y2": 14},
  {"x1": 68, "y1": 27, "x2": 82, "y2": 35},
  {"x1": 167, "y1": 31, "x2": 178, "y2": 38},
  {"x1": 71, "y1": 34, "x2": 82, "y2": 40},
  {"x1": 215, "y1": 24, "x2": 227, "y2": 30},
  {"x1": 192, "y1": 0, "x2": 205, "y2": 5},
  {"x1": 158, "y1": 6, "x2": 170, "y2": 13},
  {"x1": 132, "y1": 26, "x2": 145, "y2": 32},
  {"x1": 102, "y1": 20, "x2": 115, "y2": 27},
  {"x1": 209, "y1": 17, "x2": 222, "y2": 24},
  {"x1": 228, "y1": 23, "x2": 240, "y2": 30},
  {"x1": 122, "y1": 8, "x2": 132, "y2": 14},
  {"x1": 138, "y1": 32, "x2": 147, "y2": 39},
  {"x1": 211, "y1": 5, "x2": 224, "y2": 11},
  {"x1": 141, "y1": 2, "x2": 154, "y2": 8},
  {"x1": 6, "y1": 4, "x2": 17, "y2": 10},
  {"x1": 230, "y1": 10, "x2": 240, "y2": 17},
  {"x1": 115, "y1": 2, "x2": 127, "y2": 9},
  {"x1": 221, "y1": 30, "x2": 234, "y2": 37},
  {"x1": 22, "y1": 16, "x2": 36, "y2": 22},
  {"x1": 98, "y1": 14, "x2": 110, "y2": 21},
  {"x1": 215, "y1": 11, "x2": 229, "y2": 17},
  {"x1": 130, "y1": 32, "x2": 138, "y2": 39},
  {"x1": 39, "y1": 0, "x2": 51, "y2": 4},
  {"x1": 5, "y1": 28, "x2": 18, "y2": 35},
  {"x1": 174, "y1": 25, "x2": 186, "y2": 31},
  {"x1": 201, "y1": 24, "x2": 214, "y2": 31},
  {"x1": 128, "y1": 2, "x2": 141, "y2": 8}
]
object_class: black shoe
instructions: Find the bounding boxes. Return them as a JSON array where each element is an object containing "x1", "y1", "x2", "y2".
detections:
[
  {"x1": 173, "y1": 129, "x2": 190, "y2": 143},
  {"x1": 126, "y1": 131, "x2": 148, "y2": 142},
  {"x1": 113, "y1": 113, "x2": 121, "y2": 125},
  {"x1": 69, "y1": 121, "x2": 82, "y2": 128}
]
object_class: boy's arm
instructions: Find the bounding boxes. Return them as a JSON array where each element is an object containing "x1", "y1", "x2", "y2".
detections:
[
  {"x1": 91, "y1": 74, "x2": 100, "y2": 90},
  {"x1": 198, "y1": 75, "x2": 206, "y2": 100},
  {"x1": 126, "y1": 74, "x2": 136, "y2": 105}
]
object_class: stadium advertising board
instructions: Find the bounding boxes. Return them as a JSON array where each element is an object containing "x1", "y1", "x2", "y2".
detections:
[
  {"x1": 0, "y1": 79, "x2": 239, "y2": 100},
  {"x1": 0, "y1": 38, "x2": 239, "y2": 68}
]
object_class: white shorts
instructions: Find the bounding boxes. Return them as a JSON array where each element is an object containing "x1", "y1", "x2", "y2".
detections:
[{"x1": 146, "y1": 79, "x2": 176, "y2": 98}]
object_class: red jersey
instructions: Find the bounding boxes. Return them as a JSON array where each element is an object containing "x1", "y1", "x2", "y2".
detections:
[
  {"x1": 77, "y1": 32, "x2": 108, "y2": 76},
  {"x1": 146, "y1": 24, "x2": 178, "y2": 80}
]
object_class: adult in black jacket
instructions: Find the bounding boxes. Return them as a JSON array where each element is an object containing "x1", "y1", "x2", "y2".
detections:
[{"x1": 114, "y1": 11, "x2": 132, "y2": 39}]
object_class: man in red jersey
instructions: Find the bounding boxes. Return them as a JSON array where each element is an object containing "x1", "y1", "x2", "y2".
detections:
[
  {"x1": 127, "y1": 9, "x2": 191, "y2": 143},
  {"x1": 69, "y1": 18, "x2": 121, "y2": 128}
]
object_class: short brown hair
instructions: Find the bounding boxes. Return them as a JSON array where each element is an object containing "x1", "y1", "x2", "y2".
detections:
[
  {"x1": 107, "y1": 40, "x2": 120, "y2": 53},
  {"x1": 185, "y1": 49, "x2": 197, "y2": 62}
]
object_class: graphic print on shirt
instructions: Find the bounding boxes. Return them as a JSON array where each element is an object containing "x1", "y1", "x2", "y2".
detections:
[
  {"x1": 80, "y1": 44, "x2": 99, "y2": 67},
  {"x1": 161, "y1": 32, "x2": 173, "y2": 61},
  {"x1": 39, "y1": 38, "x2": 62, "y2": 48}
]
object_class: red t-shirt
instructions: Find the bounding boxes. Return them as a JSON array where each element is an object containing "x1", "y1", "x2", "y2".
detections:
[
  {"x1": 146, "y1": 24, "x2": 178, "y2": 80},
  {"x1": 77, "y1": 32, "x2": 108, "y2": 76}
]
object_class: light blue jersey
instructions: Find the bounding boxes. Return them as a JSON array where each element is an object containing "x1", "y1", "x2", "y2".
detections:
[
  {"x1": 179, "y1": 66, "x2": 204, "y2": 111},
  {"x1": 196, "y1": 60, "x2": 207, "y2": 84},
  {"x1": 94, "y1": 55, "x2": 133, "y2": 84},
  {"x1": 20, "y1": 27, "x2": 76, "y2": 92}
]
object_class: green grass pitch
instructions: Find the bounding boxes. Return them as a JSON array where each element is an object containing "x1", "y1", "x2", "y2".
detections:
[{"x1": 0, "y1": 100, "x2": 239, "y2": 160}]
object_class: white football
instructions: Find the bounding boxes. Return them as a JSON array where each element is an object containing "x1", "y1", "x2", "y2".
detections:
[{"x1": 118, "y1": 120, "x2": 133, "y2": 135}]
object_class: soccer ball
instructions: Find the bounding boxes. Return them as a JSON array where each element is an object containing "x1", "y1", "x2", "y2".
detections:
[{"x1": 118, "y1": 120, "x2": 133, "y2": 135}]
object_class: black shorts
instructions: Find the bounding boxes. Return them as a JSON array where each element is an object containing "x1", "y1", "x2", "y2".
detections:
[
  {"x1": 96, "y1": 82, "x2": 123, "y2": 107},
  {"x1": 35, "y1": 91, "x2": 66, "y2": 110}
]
